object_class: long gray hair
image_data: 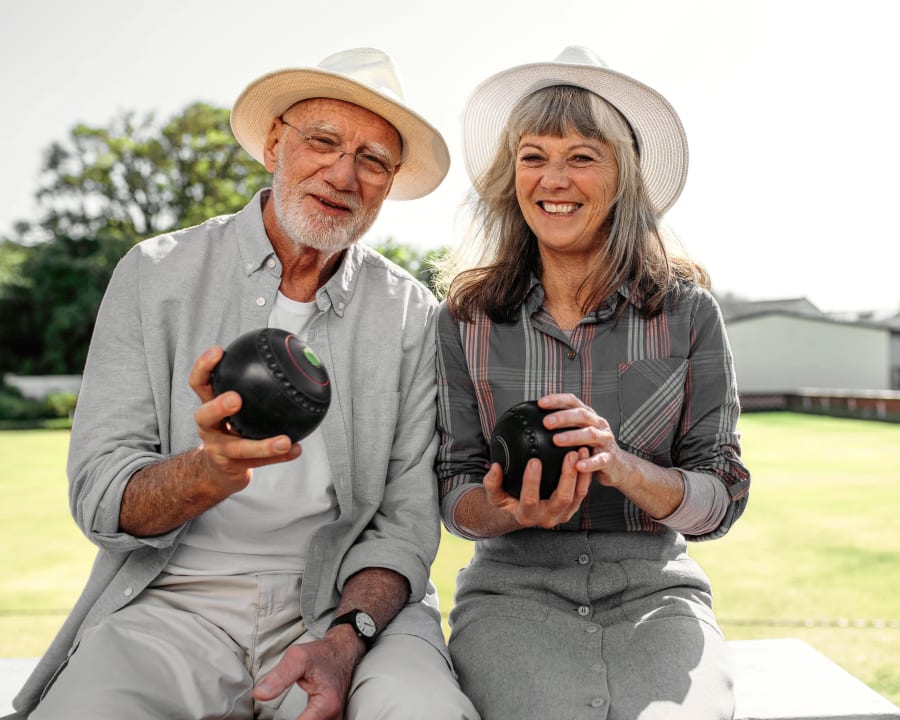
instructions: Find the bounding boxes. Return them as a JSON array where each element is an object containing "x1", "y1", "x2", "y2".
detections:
[{"x1": 437, "y1": 84, "x2": 707, "y2": 321}]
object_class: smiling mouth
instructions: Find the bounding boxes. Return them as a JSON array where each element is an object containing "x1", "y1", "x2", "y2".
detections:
[
  {"x1": 539, "y1": 201, "x2": 581, "y2": 215},
  {"x1": 312, "y1": 194, "x2": 352, "y2": 213}
]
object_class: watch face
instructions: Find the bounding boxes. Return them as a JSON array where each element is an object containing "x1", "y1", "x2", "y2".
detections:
[{"x1": 355, "y1": 611, "x2": 377, "y2": 637}]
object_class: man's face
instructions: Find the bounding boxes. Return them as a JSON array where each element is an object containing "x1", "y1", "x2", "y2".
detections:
[{"x1": 265, "y1": 98, "x2": 402, "y2": 252}]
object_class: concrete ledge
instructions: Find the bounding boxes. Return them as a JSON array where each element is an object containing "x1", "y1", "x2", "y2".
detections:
[
  {"x1": 4, "y1": 639, "x2": 899, "y2": 718},
  {"x1": 0, "y1": 657, "x2": 38, "y2": 716},
  {"x1": 731, "y1": 638, "x2": 900, "y2": 719}
]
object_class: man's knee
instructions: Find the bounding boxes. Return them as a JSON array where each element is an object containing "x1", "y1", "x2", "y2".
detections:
[{"x1": 347, "y1": 635, "x2": 478, "y2": 720}]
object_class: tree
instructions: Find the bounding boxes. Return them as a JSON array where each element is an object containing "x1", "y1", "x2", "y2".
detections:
[
  {"x1": 12, "y1": 103, "x2": 270, "y2": 246},
  {"x1": 373, "y1": 237, "x2": 447, "y2": 295},
  {"x1": 0, "y1": 103, "x2": 270, "y2": 375},
  {"x1": 0, "y1": 103, "x2": 440, "y2": 376}
]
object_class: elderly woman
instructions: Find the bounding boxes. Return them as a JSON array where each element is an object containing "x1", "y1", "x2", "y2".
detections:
[{"x1": 435, "y1": 47, "x2": 751, "y2": 720}]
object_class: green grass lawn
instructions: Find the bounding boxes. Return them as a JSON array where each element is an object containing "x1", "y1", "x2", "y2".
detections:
[{"x1": 2, "y1": 413, "x2": 898, "y2": 704}]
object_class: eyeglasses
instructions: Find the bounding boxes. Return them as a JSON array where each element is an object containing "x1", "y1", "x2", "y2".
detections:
[{"x1": 279, "y1": 117, "x2": 397, "y2": 186}]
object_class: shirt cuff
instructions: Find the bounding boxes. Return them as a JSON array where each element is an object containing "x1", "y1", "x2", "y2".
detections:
[
  {"x1": 655, "y1": 469, "x2": 729, "y2": 536},
  {"x1": 440, "y1": 484, "x2": 484, "y2": 540}
]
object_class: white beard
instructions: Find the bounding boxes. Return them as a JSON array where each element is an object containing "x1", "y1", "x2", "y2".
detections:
[{"x1": 271, "y1": 155, "x2": 381, "y2": 253}]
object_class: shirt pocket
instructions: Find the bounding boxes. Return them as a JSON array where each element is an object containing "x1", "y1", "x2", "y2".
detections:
[{"x1": 617, "y1": 357, "x2": 688, "y2": 462}]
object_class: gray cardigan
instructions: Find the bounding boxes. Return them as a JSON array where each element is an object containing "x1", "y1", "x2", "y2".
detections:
[{"x1": 9, "y1": 191, "x2": 446, "y2": 717}]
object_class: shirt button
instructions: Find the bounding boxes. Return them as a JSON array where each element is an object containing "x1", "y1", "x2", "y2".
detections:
[
  {"x1": 586, "y1": 624, "x2": 599, "y2": 633},
  {"x1": 567, "y1": 350, "x2": 577, "y2": 360},
  {"x1": 577, "y1": 605, "x2": 590, "y2": 617},
  {"x1": 266, "y1": 257, "x2": 276, "y2": 269},
  {"x1": 578, "y1": 553, "x2": 590, "y2": 565},
  {"x1": 591, "y1": 664, "x2": 603, "y2": 673},
  {"x1": 123, "y1": 587, "x2": 133, "y2": 597},
  {"x1": 245, "y1": 262, "x2": 254, "y2": 272},
  {"x1": 591, "y1": 698, "x2": 606, "y2": 708},
  {"x1": 256, "y1": 297, "x2": 266, "y2": 307}
]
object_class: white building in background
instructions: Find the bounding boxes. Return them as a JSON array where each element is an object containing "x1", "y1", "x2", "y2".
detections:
[
  {"x1": 3, "y1": 373, "x2": 82, "y2": 400},
  {"x1": 724, "y1": 301, "x2": 900, "y2": 395}
]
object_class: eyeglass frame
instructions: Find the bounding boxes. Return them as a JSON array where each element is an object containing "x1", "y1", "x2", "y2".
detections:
[{"x1": 278, "y1": 116, "x2": 399, "y2": 185}]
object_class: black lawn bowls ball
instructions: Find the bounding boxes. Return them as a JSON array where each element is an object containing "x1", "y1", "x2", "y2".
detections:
[
  {"x1": 210, "y1": 328, "x2": 331, "y2": 442},
  {"x1": 489, "y1": 400, "x2": 572, "y2": 500}
]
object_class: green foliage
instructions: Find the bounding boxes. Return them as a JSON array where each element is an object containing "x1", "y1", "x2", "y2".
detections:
[
  {"x1": 0, "y1": 103, "x2": 442, "y2": 376},
  {"x1": 42, "y1": 391, "x2": 78, "y2": 419},
  {"x1": 0, "y1": 103, "x2": 271, "y2": 375},
  {"x1": 373, "y1": 237, "x2": 448, "y2": 294},
  {"x1": 0, "y1": 239, "x2": 27, "y2": 286},
  {"x1": 0, "y1": 384, "x2": 76, "y2": 425},
  {"x1": 0, "y1": 233, "x2": 130, "y2": 374},
  {"x1": 16, "y1": 103, "x2": 269, "y2": 245},
  {"x1": 0, "y1": 384, "x2": 42, "y2": 421}
]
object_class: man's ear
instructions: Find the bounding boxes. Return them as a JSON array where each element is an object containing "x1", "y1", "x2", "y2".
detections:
[{"x1": 262, "y1": 118, "x2": 282, "y2": 173}]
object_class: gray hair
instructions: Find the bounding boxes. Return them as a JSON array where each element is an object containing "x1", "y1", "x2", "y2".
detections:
[{"x1": 438, "y1": 85, "x2": 705, "y2": 321}]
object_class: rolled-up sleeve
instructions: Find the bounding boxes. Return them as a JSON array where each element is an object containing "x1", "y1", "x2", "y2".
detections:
[
  {"x1": 434, "y1": 304, "x2": 491, "y2": 538},
  {"x1": 671, "y1": 288, "x2": 751, "y2": 540}
]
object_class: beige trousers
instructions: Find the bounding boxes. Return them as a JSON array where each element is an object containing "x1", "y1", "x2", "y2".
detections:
[{"x1": 31, "y1": 573, "x2": 478, "y2": 719}]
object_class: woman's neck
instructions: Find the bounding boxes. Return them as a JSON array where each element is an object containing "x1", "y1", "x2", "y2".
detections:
[{"x1": 539, "y1": 258, "x2": 594, "y2": 331}]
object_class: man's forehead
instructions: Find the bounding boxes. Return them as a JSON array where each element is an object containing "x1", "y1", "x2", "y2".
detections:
[{"x1": 285, "y1": 98, "x2": 400, "y2": 141}]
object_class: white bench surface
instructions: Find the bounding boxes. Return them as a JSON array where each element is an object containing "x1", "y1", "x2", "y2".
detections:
[
  {"x1": 0, "y1": 657, "x2": 38, "y2": 716},
  {"x1": 732, "y1": 638, "x2": 900, "y2": 719},
  {"x1": 3, "y1": 639, "x2": 899, "y2": 718}
]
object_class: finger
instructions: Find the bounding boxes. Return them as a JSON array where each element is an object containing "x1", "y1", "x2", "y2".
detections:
[
  {"x1": 574, "y1": 447, "x2": 593, "y2": 500},
  {"x1": 537, "y1": 393, "x2": 580, "y2": 411},
  {"x1": 550, "y1": 451, "x2": 579, "y2": 505},
  {"x1": 515, "y1": 458, "x2": 543, "y2": 522},
  {"x1": 545, "y1": 408, "x2": 602, "y2": 437},
  {"x1": 189, "y1": 346, "x2": 224, "y2": 401},
  {"x1": 219, "y1": 435, "x2": 300, "y2": 463},
  {"x1": 195, "y1": 393, "x2": 300, "y2": 461},
  {"x1": 483, "y1": 463, "x2": 504, "y2": 497},
  {"x1": 194, "y1": 390, "x2": 242, "y2": 431},
  {"x1": 253, "y1": 645, "x2": 307, "y2": 701}
]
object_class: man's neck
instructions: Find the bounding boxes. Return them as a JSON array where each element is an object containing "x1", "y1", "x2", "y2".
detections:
[
  {"x1": 261, "y1": 189, "x2": 345, "y2": 303},
  {"x1": 277, "y1": 245, "x2": 344, "y2": 302}
]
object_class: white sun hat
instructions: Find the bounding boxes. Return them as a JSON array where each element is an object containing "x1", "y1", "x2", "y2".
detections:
[
  {"x1": 461, "y1": 46, "x2": 689, "y2": 215},
  {"x1": 231, "y1": 47, "x2": 450, "y2": 200}
]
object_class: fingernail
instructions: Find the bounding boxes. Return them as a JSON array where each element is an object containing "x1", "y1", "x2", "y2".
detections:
[{"x1": 274, "y1": 438, "x2": 291, "y2": 452}]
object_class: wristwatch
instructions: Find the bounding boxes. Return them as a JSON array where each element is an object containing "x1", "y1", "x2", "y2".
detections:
[{"x1": 328, "y1": 609, "x2": 377, "y2": 648}]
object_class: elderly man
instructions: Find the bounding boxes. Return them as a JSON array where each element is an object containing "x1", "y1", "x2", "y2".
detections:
[{"x1": 7, "y1": 48, "x2": 478, "y2": 720}]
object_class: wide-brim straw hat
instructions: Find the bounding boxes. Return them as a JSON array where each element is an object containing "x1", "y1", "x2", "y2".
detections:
[
  {"x1": 461, "y1": 46, "x2": 689, "y2": 215},
  {"x1": 231, "y1": 48, "x2": 450, "y2": 200}
]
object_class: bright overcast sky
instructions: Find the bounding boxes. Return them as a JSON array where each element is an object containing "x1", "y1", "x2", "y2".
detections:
[{"x1": 2, "y1": 0, "x2": 898, "y2": 314}]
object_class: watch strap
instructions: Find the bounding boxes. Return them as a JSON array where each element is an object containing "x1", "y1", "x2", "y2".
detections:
[{"x1": 328, "y1": 609, "x2": 377, "y2": 648}]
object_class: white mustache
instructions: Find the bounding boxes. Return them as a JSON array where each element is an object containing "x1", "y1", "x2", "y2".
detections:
[{"x1": 300, "y1": 182, "x2": 361, "y2": 213}]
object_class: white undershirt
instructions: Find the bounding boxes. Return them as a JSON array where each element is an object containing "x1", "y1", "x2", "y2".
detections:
[{"x1": 165, "y1": 292, "x2": 338, "y2": 575}]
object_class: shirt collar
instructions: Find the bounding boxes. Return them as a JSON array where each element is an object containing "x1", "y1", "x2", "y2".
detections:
[
  {"x1": 236, "y1": 189, "x2": 279, "y2": 277},
  {"x1": 522, "y1": 273, "x2": 641, "y2": 322},
  {"x1": 236, "y1": 189, "x2": 362, "y2": 318}
]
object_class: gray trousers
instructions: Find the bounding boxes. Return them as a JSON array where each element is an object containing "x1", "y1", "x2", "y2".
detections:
[
  {"x1": 448, "y1": 529, "x2": 735, "y2": 720},
  {"x1": 30, "y1": 572, "x2": 478, "y2": 719}
]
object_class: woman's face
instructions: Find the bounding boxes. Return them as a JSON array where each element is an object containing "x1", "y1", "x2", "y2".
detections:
[{"x1": 514, "y1": 130, "x2": 619, "y2": 256}]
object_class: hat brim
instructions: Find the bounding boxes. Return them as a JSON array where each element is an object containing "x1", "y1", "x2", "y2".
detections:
[
  {"x1": 462, "y1": 60, "x2": 688, "y2": 215},
  {"x1": 231, "y1": 68, "x2": 450, "y2": 200}
]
